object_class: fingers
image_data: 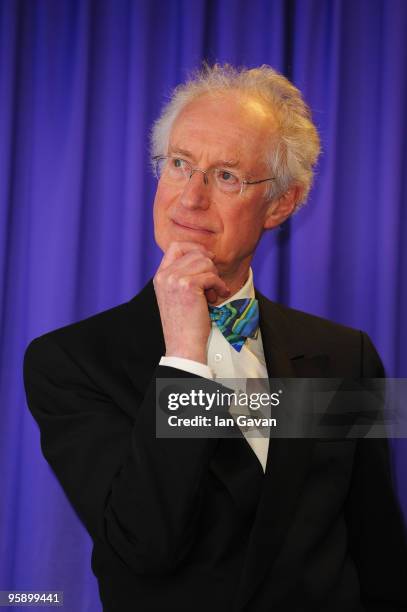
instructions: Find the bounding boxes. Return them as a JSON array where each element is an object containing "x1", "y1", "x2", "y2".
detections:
[
  {"x1": 193, "y1": 273, "x2": 230, "y2": 299},
  {"x1": 164, "y1": 250, "x2": 217, "y2": 277},
  {"x1": 155, "y1": 241, "x2": 230, "y2": 305},
  {"x1": 205, "y1": 288, "x2": 218, "y2": 304},
  {"x1": 160, "y1": 241, "x2": 214, "y2": 271}
]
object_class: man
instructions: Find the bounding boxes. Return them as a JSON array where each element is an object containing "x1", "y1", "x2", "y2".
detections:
[{"x1": 24, "y1": 64, "x2": 406, "y2": 611}]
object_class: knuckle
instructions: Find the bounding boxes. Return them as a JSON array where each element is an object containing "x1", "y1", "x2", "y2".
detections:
[
  {"x1": 179, "y1": 276, "x2": 193, "y2": 291},
  {"x1": 167, "y1": 273, "x2": 176, "y2": 288}
]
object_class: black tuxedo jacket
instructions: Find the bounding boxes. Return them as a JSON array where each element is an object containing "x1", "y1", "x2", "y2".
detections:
[{"x1": 23, "y1": 281, "x2": 407, "y2": 611}]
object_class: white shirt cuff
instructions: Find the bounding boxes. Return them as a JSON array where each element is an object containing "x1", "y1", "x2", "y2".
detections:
[{"x1": 159, "y1": 356, "x2": 214, "y2": 380}]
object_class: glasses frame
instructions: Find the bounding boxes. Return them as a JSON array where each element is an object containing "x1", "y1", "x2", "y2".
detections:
[{"x1": 152, "y1": 155, "x2": 275, "y2": 196}]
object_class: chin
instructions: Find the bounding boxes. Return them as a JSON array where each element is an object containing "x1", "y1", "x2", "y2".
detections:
[{"x1": 160, "y1": 231, "x2": 214, "y2": 253}]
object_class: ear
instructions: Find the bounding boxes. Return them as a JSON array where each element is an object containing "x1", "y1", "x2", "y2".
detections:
[{"x1": 263, "y1": 185, "x2": 303, "y2": 230}]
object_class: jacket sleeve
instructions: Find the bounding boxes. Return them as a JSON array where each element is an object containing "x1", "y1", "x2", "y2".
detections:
[
  {"x1": 345, "y1": 332, "x2": 407, "y2": 610},
  {"x1": 23, "y1": 334, "x2": 219, "y2": 575}
]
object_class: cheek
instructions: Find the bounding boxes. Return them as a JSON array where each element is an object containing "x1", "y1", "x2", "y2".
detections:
[
  {"x1": 223, "y1": 208, "x2": 263, "y2": 242},
  {"x1": 216, "y1": 207, "x2": 265, "y2": 261},
  {"x1": 153, "y1": 183, "x2": 169, "y2": 216},
  {"x1": 153, "y1": 183, "x2": 175, "y2": 223},
  {"x1": 153, "y1": 187, "x2": 171, "y2": 249}
]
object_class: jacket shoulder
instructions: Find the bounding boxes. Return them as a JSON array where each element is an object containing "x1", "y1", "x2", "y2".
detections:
[
  {"x1": 24, "y1": 280, "x2": 159, "y2": 364},
  {"x1": 26, "y1": 300, "x2": 130, "y2": 355}
]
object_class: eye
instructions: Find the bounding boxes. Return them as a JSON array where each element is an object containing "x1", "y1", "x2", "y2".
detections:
[
  {"x1": 171, "y1": 157, "x2": 188, "y2": 170},
  {"x1": 164, "y1": 157, "x2": 191, "y2": 180},
  {"x1": 217, "y1": 169, "x2": 239, "y2": 184}
]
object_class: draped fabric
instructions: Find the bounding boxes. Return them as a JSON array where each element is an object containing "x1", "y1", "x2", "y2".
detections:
[{"x1": 1, "y1": 1, "x2": 406, "y2": 609}]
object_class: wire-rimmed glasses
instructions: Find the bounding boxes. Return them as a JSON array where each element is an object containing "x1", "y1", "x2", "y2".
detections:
[{"x1": 152, "y1": 155, "x2": 275, "y2": 196}]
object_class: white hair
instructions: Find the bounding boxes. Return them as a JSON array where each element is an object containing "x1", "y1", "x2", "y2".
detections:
[{"x1": 150, "y1": 63, "x2": 321, "y2": 208}]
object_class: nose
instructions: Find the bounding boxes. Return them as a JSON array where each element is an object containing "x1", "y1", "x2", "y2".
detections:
[{"x1": 179, "y1": 170, "x2": 210, "y2": 210}]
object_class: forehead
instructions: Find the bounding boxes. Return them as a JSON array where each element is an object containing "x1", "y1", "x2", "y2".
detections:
[{"x1": 168, "y1": 93, "x2": 276, "y2": 170}]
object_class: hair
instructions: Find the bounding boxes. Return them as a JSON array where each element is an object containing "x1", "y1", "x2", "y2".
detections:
[{"x1": 150, "y1": 63, "x2": 321, "y2": 208}]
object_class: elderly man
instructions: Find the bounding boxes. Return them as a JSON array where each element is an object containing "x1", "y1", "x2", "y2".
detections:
[{"x1": 24, "y1": 65, "x2": 406, "y2": 611}]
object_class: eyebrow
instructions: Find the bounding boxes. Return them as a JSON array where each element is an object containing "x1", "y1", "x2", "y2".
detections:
[{"x1": 168, "y1": 147, "x2": 241, "y2": 168}]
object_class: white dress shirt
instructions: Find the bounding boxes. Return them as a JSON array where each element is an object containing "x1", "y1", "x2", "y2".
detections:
[{"x1": 160, "y1": 269, "x2": 270, "y2": 472}]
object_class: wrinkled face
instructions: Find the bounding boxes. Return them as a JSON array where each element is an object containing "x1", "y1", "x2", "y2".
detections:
[{"x1": 153, "y1": 93, "x2": 279, "y2": 278}]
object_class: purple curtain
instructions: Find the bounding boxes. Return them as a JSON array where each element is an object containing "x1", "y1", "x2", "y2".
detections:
[{"x1": 1, "y1": 1, "x2": 406, "y2": 610}]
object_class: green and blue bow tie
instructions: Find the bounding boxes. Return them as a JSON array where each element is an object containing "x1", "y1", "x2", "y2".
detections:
[{"x1": 209, "y1": 298, "x2": 259, "y2": 352}]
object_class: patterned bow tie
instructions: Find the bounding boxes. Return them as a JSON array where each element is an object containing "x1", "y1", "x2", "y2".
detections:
[{"x1": 209, "y1": 298, "x2": 259, "y2": 352}]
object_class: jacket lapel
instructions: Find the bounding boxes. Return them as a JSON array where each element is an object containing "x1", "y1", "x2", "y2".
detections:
[{"x1": 234, "y1": 292, "x2": 328, "y2": 610}]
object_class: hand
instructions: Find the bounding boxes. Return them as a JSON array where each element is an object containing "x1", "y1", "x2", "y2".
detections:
[{"x1": 153, "y1": 242, "x2": 230, "y2": 364}]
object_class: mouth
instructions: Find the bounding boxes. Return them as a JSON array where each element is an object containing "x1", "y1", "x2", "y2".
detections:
[{"x1": 171, "y1": 219, "x2": 215, "y2": 234}]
